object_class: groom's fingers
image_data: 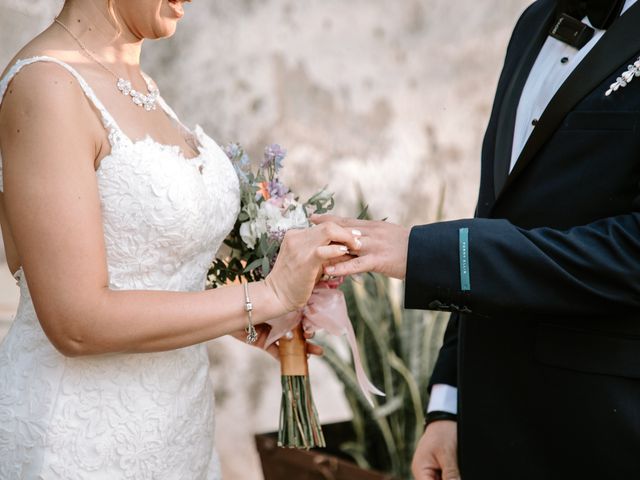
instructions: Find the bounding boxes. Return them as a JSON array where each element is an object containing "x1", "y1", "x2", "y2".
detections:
[
  {"x1": 324, "y1": 253, "x2": 356, "y2": 267},
  {"x1": 325, "y1": 255, "x2": 373, "y2": 277},
  {"x1": 414, "y1": 468, "x2": 441, "y2": 480},
  {"x1": 439, "y1": 450, "x2": 461, "y2": 480}
]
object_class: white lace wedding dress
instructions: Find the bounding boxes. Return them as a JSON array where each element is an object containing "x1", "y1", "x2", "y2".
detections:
[{"x1": 0, "y1": 57, "x2": 240, "y2": 479}]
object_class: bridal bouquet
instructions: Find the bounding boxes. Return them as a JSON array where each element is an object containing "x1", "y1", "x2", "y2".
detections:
[
  {"x1": 210, "y1": 143, "x2": 383, "y2": 449},
  {"x1": 209, "y1": 143, "x2": 334, "y2": 285}
]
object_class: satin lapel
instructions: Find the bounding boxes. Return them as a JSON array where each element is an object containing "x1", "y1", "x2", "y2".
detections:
[
  {"x1": 494, "y1": 1, "x2": 640, "y2": 206},
  {"x1": 493, "y1": 5, "x2": 556, "y2": 198}
]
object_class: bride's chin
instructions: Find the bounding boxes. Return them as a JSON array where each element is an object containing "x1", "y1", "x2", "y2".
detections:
[
  {"x1": 148, "y1": 17, "x2": 179, "y2": 39},
  {"x1": 156, "y1": 24, "x2": 178, "y2": 39}
]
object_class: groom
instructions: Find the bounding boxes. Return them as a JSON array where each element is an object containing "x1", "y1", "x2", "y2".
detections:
[{"x1": 315, "y1": 0, "x2": 640, "y2": 478}]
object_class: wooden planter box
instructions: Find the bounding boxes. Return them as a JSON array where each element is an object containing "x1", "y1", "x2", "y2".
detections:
[{"x1": 255, "y1": 422, "x2": 398, "y2": 480}]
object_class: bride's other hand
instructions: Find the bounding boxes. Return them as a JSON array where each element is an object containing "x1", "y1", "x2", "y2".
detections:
[
  {"x1": 311, "y1": 214, "x2": 410, "y2": 280},
  {"x1": 229, "y1": 325, "x2": 323, "y2": 361},
  {"x1": 265, "y1": 223, "x2": 361, "y2": 312}
]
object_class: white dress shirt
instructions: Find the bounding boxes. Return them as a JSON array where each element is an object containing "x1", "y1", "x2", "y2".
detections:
[{"x1": 428, "y1": 0, "x2": 637, "y2": 415}]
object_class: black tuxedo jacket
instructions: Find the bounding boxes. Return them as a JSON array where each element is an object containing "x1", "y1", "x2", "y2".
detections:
[{"x1": 405, "y1": 1, "x2": 640, "y2": 478}]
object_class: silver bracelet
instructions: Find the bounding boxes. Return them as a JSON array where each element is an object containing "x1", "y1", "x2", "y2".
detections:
[{"x1": 243, "y1": 282, "x2": 258, "y2": 344}]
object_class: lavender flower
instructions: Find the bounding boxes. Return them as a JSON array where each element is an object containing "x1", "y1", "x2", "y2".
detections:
[
  {"x1": 268, "y1": 180, "x2": 289, "y2": 199},
  {"x1": 267, "y1": 227, "x2": 287, "y2": 243},
  {"x1": 262, "y1": 144, "x2": 287, "y2": 171}
]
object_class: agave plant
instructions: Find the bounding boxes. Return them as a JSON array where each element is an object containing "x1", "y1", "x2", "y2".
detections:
[
  {"x1": 320, "y1": 188, "x2": 449, "y2": 479},
  {"x1": 321, "y1": 274, "x2": 448, "y2": 479}
]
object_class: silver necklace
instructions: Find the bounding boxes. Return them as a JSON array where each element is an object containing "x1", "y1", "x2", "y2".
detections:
[{"x1": 54, "y1": 18, "x2": 159, "y2": 111}]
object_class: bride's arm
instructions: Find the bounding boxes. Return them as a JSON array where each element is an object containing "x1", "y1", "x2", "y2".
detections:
[{"x1": 0, "y1": 62, "x2": 358, "y2": 357}]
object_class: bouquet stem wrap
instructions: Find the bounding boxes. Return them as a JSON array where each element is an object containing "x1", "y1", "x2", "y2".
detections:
[
  {"x1": 277, "y1": 324, "x2": 325, "y2": 449},
  {"x1": 267, "y1": 281, "x2": 385, "y2": 449}
]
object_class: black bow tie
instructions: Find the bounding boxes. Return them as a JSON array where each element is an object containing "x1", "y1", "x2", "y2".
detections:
[{"x1": 557, "y1": 0, "x2": 625, "y2": 29}]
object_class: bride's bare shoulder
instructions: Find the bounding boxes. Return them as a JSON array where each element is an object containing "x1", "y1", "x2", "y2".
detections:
[
  {"x1": 0, "y1": 60, "x2": 95, "y2": 153},
  {"x1": 1, "y1": 61, "x2": 87, "y2": 118},
  {"x1": 3, "y1": 31, "x2": 89, "y2": 103},
  {"x1": 0, "y1": 24, "x2": 81, "y2": 80}
]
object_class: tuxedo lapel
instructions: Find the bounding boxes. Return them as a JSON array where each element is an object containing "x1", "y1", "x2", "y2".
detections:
[
  {"x1": 493, "y1": 4, "x2": 556, "y2": 197},
  {"x1": 494, "y1": 1, "x2": 640, "y2": 205}
]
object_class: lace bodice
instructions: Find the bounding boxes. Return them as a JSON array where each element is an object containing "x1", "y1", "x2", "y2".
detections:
[
  {"x1": 0, "y1": 56, "x2": 240, "y2": 479},
  {"x1": 0, "y1": 56, "x2": 241, "y2": 291}
]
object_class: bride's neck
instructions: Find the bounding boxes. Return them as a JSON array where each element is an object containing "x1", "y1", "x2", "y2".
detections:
[{"x1": 56, "y1": 0, "x2": 143, "y2": 70}]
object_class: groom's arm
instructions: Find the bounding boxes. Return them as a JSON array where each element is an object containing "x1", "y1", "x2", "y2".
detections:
[
  {"x1": 405, "y1": 213, "x2": 640, "y2": 317},
  {"x1": 316, "y1": 211, "x2": 640, "y2": 316}
]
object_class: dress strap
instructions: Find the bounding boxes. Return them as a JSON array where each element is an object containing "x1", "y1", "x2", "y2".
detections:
[
  {"x1": 157, "y1": 96, "x2": 188, "y2": 130},
  {"x1": 158, "y1": 95, "x2": 194, "y2": 137},
  {"x1": 0, "y1": 56, "x2": 124, "y2": 135},
  {"x1": 0, "y1": 56, "x2": 126, "y2": 192},
  {"x1": 139, "y1": 71, "x2": 193, "y2": 136}
]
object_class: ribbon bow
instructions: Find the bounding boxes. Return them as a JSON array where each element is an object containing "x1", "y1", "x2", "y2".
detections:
[{"x1": 265, "y1": 280, "x2": 385, "y2": 406}]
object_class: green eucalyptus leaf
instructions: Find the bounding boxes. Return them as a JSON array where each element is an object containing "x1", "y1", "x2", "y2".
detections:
[
  {"x1": 244, "y1": 258, "x2": 263, "y2": 273},
  {"x1": 261, "y1": 256, "x2": 270, "y2": 275}
]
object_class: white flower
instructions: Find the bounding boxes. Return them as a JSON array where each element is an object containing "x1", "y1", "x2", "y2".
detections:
[
  {"x1": 240, "y1": 202, "x2": 310, "y2": 249},
  {"x1": 281, "y1": 193, "x2": 298, "y2": 210},
  {"x1": 239, "y1": 221, "x2": 258, "y2": 249},
  {"x1": 239, "y1": 212, "x2": 268, "y2": 249},
  {"x1": 283, "y1": 204, "x2": 309, "y2": 230}
]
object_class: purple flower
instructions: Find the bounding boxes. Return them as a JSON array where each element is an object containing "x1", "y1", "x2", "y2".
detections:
[
  {"x1": 268, "y1": 180, "x2": 289, "y2": 199},
  {"x1": 224, "y1": 142, "x2": 242, "y2": 160},
  {"x1": 267, "y1": 227, "x2": 287, "y2": 244},
  {"x1": 262, "y1": 144, "x2": 286, "y2": 171}
]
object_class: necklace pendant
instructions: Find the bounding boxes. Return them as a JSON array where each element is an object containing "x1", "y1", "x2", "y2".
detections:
[
  {"x1": 116, "y1": 78, "x2": 132, "y2": 95},
  {"x1": 116, "y1": 78, "x2": 158, "y2": 111}
]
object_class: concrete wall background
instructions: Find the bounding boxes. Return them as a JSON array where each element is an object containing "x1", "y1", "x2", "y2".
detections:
[{"x1": 0, "y1": 1, "x2": 531, "y2": 477}]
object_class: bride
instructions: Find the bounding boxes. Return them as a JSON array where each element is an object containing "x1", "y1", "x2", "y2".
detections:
[{"x1": 0, "y1": 0, "x2": 359, "y2": 478}]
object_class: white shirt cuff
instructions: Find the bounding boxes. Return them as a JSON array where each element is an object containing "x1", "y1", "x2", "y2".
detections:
[{"x1": 427, "y1": 384, "x2": 458, "y2": 414}]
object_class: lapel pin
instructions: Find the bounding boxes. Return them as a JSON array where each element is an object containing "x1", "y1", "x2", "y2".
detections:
[{"x1": 606, "y1": 57, "x2": 640, "y2": 96}]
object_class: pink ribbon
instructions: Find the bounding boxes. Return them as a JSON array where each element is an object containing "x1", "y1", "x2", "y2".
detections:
[{"x1": 265, "y1": 280, "x2": 385, "y2": 405}]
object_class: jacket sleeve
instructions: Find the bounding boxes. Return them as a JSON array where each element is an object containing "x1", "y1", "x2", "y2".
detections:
[{"x1": 404, "y1": 213, "x2": 640, "y2": 318}]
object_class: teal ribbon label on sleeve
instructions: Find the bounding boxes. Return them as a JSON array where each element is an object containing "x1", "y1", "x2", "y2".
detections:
[{"x1": 459, "y1": 228, "x2": 471, "y2": 291}]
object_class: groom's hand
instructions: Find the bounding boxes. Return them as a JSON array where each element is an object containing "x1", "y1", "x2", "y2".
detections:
[
  {"x1": 311, "y1": 215, "x2": 410, "y2": 279},
  {"x1": 412, "y1": 420, "x2": 460, "y2": 480}
]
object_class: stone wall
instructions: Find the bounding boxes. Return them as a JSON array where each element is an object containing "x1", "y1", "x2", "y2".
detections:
[{"x1": 0, "y1": 1, "x2": 531, "y2": 478}]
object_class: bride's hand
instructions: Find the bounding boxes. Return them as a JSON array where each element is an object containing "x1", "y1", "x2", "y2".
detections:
[
  {"x1": 229, "y1": 325, "x2": 323, "y2": 360},
  {"x1": 265, "y1": 222, "x2": 361, "y2": 312}
]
